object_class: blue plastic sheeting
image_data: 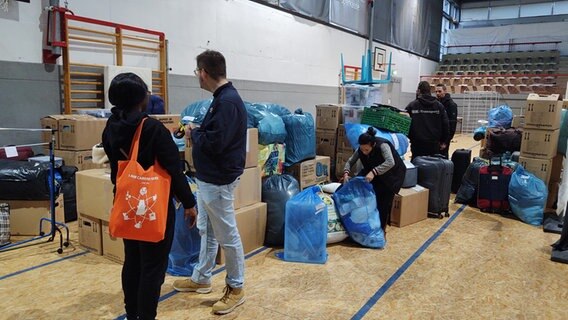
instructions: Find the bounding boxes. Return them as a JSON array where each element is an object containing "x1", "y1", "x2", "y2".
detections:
[
  {"x1": 180, "y1": 99, "x2": 212, "y2": 125},
  {"x1": 167, "y1": 185, "x2": 200, "y2": 276},
  {"x1": 488, "y1": 105, "x2": 513, "y2": 128},
  {"x1": 508, "y1": 165, "x2": 547, "y2": 226},
  {"x1": 344, "y1": 123, "x2": 408, "y2": 156},
  {"x1": 245, "y1": 103, "x2": 287, "y2": 145},
  {"x1": 282, "y1": 109, "x2": 316, "y2": 165},
  {"x1": 332, "y1": 177, "x2": 386, "y2": 249},
  {"x1": 284, "y1": 186, "x2": 328, "y2": 264}
]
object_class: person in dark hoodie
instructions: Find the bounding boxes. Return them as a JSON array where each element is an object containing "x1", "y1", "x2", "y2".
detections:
[
  {"x1": 343, "y1": 127, "x2": 406, "y2": 233},
  {"x1": 102, "y1": 72, "x2": 196, "y2": 320},
  {"x1": 173, "y1": 50, "x2": 248, "y2": 315},
  {"x1": 405, "y1": 81, "x2": 450, "y2": 159},
  {"x1": 435, "y1": 83, "x2": 458, "y2": 158}
]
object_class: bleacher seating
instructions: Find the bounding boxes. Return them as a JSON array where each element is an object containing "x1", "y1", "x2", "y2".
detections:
[{"x1": 428, "y1": 49, "x2": 562, "y2": 94}]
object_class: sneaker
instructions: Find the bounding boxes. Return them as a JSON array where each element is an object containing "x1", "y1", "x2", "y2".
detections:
[
  {"x1": 172, "y1": 279, "x2": 212, "y2": 293},
  {"x1": 212, "y1": 285, "x2": 245, "y2": 315}
]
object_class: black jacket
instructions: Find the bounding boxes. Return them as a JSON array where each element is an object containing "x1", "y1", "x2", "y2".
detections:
[
  {"x1": 191, "y1": 82, "x2": 247, "y2": 185},
  {"x1": 102, "y1": 109, "x2": 196, "y2": 210},
  {"x1": 405, "y1": 94, "x2": 450, "y2": 144},
  {"x1": 439, "y1": 93, "x2": 458, "y2": 140},
  {"x1": 358, "y1": 137, "x2": 406, "y2": 193}
]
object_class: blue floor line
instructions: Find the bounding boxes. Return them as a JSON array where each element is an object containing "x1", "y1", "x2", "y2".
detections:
[
  {"x1": 0, "y1": 250, "x2": 89, "y2": 281},
  {"x1": 114, "y1": 246, "x2": 270, "y2": 320},
  {"x1": 351, "y1": 204, "x2": 467, "y2": 320}
]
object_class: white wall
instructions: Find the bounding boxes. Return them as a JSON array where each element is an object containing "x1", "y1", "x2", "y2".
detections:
[{"x1": 0, "y1": 0, "x2": 437, "y2": 93}]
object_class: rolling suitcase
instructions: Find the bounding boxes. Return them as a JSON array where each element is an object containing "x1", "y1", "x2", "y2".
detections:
[
  {"x1": 451, "y1": 149, "x2": 472, "y2": 194},
  {"x1": 412, "y1": 156, "x2": 454, "y2": 218},
  {"x1": 477, "y1": 158, "x2": 513, "y2": 213}
]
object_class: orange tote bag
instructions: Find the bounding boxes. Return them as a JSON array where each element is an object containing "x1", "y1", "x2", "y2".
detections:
[{"x1": 109, "y1": 118, "x2": 171, "y2": 242}]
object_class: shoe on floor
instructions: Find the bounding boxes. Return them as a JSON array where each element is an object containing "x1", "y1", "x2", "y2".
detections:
[
  {"x1": 212, "y1": 285, "x2": 245, "y2": 315},
  {"x1": 172, "y1": 279, "x2": 212, "y2": 293}
]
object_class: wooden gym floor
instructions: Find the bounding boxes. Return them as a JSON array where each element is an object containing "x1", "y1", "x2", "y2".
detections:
[{"x1": 1, "y1": 134, "x2": 566, "y2": 320}]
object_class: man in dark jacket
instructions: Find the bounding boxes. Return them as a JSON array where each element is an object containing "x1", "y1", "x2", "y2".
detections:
[
  {"x1": 173, "y1": 50, "x2": 247, "y2": 315},
  {"x1": 405, "y1": 81, "x2": 450, "y2": 159},
  {"x1": 436, "y1": 84, "x2": 458, "y2": 158}
]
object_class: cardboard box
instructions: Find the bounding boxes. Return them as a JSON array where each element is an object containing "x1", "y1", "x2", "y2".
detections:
[
  {"x1": 76, "y1": 169, "x2": 114, "y2": 222},
  {"x1": 524, "y1": 94, "x2": 562, "y2": 130},
  {"x1": 314, "y1": 155, "x2": 330, "y2": 185},
  {"x1": 149, "y1": 114, "x2": 181, "y2": 134},
  {"x1": 520, "y1": 128, "x2": 560, "y2": 159},
  {"x1": 390, "y1": 185, "x2": 429, "y2": 227},
  {"x1": 58, "y1": 115, "x2": 107, "y2": 151},
  {"x1": 216, "y1": 202, "x2": 267, "y2": 265},
  {"x1": 40, "y1": 115, "x2": 64, "y2": 149},
  {"x1": 315, "y1": 129, "x2": 337, "y2": 159},
  {"x1": 335, "y1": 151, "x2": 363, "y2": 180},
  {"x1": 234, "y1": 166, "x2": 262, "y2": 210},
  {"x1": 54, "y1": 149, "x2": 106, "y2": 171},
  {"x1": 6, "y1": 194, "x2": 64, "y2": 236},
  {"x1": 342, "y1": 105, "x2": 365, "y2": 124},
  {"x1": 511, "y1": 115, "x2": 525, "y2": 128},
  {"x1": 286, "y1": 158, "x2": 317, "y2": 189},
  {"x1": 316, "y1": 104, "x2": 342, "y2": 131},
  {"x1": 519, "y1": 154, "x2": 563, "y2": 185},
  {"x1": 78, "y1": 213, "x2": 102, "y2": 254},
  {"x1": 337, "y1": 125, "x2": 353, "y2": 153},
  {"x1": 101, "y1": 221, "x2": 125, "y2": 263}
]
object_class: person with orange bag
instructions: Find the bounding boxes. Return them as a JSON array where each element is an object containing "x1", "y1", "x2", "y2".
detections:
[{"x1": 102, "y1": 72, "x2": 196, "y2": 320}]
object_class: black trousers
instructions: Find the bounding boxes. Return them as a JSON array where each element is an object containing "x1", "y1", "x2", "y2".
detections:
[
  {"x1": 372, "y1": 183, "x2": 397, "y2": 232},
  {"x1": 410, "y1": 141, "x2": 440, "y2": 160},
  {"x1": 122, "y1": 205, "x2": 175, "y2": 320}
]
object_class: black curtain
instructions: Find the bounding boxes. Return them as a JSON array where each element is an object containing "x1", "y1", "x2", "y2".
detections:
[{"x1": 280, "y1": 0, "x2": 329, "y2": 22}]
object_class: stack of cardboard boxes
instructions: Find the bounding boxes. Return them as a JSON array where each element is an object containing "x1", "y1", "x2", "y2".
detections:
[
  {"x1": 74, "y1": 127, "x2": 267, "y2": 265},
  {"x1": 519, "y1": 94, "x2": 564, "y2": 209},
  {"x1": 5, "y1": 194, "x2": 65, "y2": 236}
]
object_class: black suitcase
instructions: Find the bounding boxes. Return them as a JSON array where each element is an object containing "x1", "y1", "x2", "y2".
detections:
[
  {"x1": 412, "y1": 156, "x2": 454, "y2": 218},
  {"x1": 451, "y1": 149, "x2": 472, "y2": 194}
]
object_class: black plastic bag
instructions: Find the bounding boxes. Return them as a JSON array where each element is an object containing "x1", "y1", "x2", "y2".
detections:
[{"x1": 262, "y1": 174, "x2": 300, "y2": 246}]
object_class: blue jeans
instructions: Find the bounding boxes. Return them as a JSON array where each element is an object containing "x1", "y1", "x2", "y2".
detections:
[{"x1": 191, "y1": 178, "x2": 245, "y2": 289}]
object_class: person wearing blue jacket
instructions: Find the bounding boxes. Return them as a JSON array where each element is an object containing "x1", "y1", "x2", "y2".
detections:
[
  {"x1": 173, "y1": 50, "x2": 247, "y2": 315},
  {"x1": 146, "y1": 92, "x2": 165, "y2": 114}
]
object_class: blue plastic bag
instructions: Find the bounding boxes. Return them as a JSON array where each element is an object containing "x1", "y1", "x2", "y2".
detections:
[
  {"x1": 167, "y1": 183, "x2": 201, "y2": 276},
  {"x1": 245, "y1": 103, "x2": 287, "y2": 144},
  {"x1": 332, "y1": 177, "x2": 385, "y2": 248},
  {"x1": 265, "y1": 103, "x2": 291, "y2": 117},
  {"x1": 180, "y1": 99, "x2": 212, "y2": 125},
  {"x1": 282, "y1": 108, "x2": 316, "y2": 165},
  {"x1": 508, "y1": 165, "x2": 547, "y2": 226},
  {"x1": 283, "y1": 186, "x2": 328, "y2": 264},
  {"x1": 488, "y1": 105, "x2": 513, "y2": 128},
  {"x1": 344, "y1": 123, "x2": 408, "y2": 156}
]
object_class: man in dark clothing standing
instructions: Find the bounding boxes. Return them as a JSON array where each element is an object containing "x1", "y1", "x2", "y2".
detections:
[
  {"x1": 173, "y1": 50, "x2": 248, "y2": 315},
  {"x1": 405, "y1": 81, "x2": 450, "y2": 159},
  {"x1": 435, "y1": 84, "x2": 458, "y2": 158}
]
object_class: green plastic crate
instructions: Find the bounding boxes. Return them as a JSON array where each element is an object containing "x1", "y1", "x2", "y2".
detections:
[{"x1": 360, "y1": 106, "x2": 411, "y2": 135}]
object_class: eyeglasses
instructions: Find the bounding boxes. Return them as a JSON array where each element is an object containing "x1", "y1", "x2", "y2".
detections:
[{"x1": 193, "y1": 68, "x2": 202, "y2": 76}]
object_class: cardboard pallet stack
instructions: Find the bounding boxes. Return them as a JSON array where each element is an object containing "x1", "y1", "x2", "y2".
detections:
[
  {"x1": 75, "y1": 127, "x2": 268, "y2": 265},
  {"x1": 519, "y1": 94, "x2": 564, "y2": 209}
]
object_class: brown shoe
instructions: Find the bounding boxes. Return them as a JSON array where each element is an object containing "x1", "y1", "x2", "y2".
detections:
[
  {"x1": 172, "y1": 279, "x2": 212, "y2": 293},
  {"x1": 212, "y1": 285, "x2": 245, "y2": 314}
]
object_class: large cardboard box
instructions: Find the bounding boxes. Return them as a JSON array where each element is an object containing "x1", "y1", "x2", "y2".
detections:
[
  {"x1": 520, "y1": 128, "x2": 560, "y2": 159},
  {"x1": 316, "y1": 104, "x2": 342, "y2": 131},
  {"x1": 335, "y1": 151, "x2": 363, "y2": 180},
  {"x1": 337, "y1": 125, "x2": 353, "y2": 153},
  {"x1": 314, "y1": 155, "x2": 331, "y2": 185},
  {"x1": 234, "y1": 166, "x2": 262, "y2": 210},
  {"x1": 78, "y1": 213, "x2": 102, "y2": 255},
  {"x1": 390, "y1": 185, "x2": 429, "y2": 227},
  {"x1": 524, "y1": 94, "x2": 562, "y2": 130},
  {"x1": 149, "y1": 114, "x2": 180, "y2": 134},
  {"x1": 76, "y1": 169, "x2": 114, "y2": 222},
  {"x1": 6, "y1": 194, "x2": 64, "y2": 236},
  {"x1": 286, "y1": 158, "x2": 317, "y2": 189},
  {"x1": 511, "y1": 115, "x2": 525, "y2": 128},
  {"x1": 40, "y1": 115, "x2": 65, "y2": 149},
  {"x1": 216, "y1": 202, "x2": 267, "y2": 265},
  {"x1": 54, "y1": 149, "x2": 105, "y2": 171},
  {"x1": 315, "y1": 129, "x2": 337, "y2": 159},
  {"x1": 101, "y1": 221, "x2": 125, "y2": 263},
  {"x1": 185, "y1": 128, "x2": 258, "y2": 170},
  {"x1": 519, "y1": 154, "x2": 563, "y2": 185},
  {"x1": 58, "y1": 115, "x2": 107, "y2": 151}
]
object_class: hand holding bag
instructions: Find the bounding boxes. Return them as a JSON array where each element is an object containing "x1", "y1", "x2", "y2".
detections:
[{"x1": 109, "y1": 118, "x2": 171, "y2": 242}]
